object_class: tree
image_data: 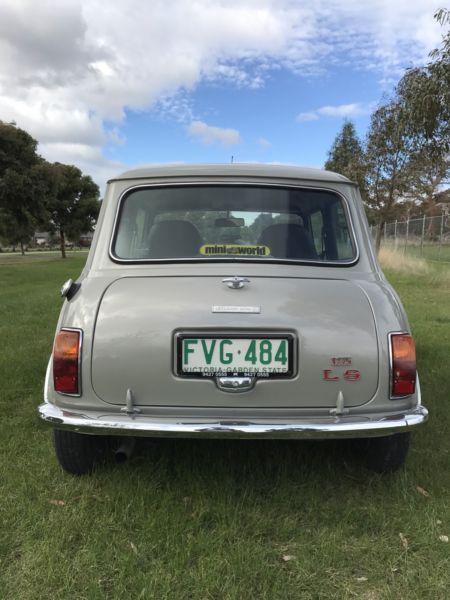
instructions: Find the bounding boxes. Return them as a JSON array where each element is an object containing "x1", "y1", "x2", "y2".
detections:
[
  {"x1": 0, "y1": 122, "x2": 47, "y2": 253},
  {"x1": 44, "y1": 163, "x2": 100, "y2": 258},
  {"x1": 323, "y1": 10, "x2": 449, "y2": 252},
  {"x1": 324, "y1": 120, "x2": 367, "y2": 198},
  {"x1": 404, "y1": 150, "x2": 449, "y2": 215},
  {"x1": 0, "y1": 169, "x2": 44, "y2": 253},
  {"x1": 0, "y1": 122, "x2": 101, "y2": 256},
  {"x1": 396, "y1": 9, "x2": 450, "y2": 159},
  {"x1": 0, "y1": 121, "x2": 39, "y2": 172},
  {"x1": 364, "y1": 101, "x2": 417, "y2": 252},
  {"x1": 389, "y1": 8, "x2": 450, "y2": 221},
  {"x1": 0, "y1": 211, "x2": 33, "y2": 253},
  {"x1": 364, "y1": 7, "x2": 449, "y2": 252}
]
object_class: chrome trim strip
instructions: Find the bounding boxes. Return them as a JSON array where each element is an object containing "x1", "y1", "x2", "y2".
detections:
[
  {"x1": 54, "y1": 327, "x2": 83, "y2": 398},
  {"x1": 108, "y1": 181, "x2": 360, "y2": 267},
  {"x1": 38, "y1": 401, "x2": 428, "y2": 439}
]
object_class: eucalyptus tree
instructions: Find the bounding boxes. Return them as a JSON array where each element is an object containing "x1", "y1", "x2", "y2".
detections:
[
  {"x1": 364, "y1": 9, "x2": 449, "y2": 251},
  {"x1": 397, "y1": 9, "x2": 450, "y2": 159},
  {"x1": 364, "y1": 100, "x2": 417, "y2": 252}
]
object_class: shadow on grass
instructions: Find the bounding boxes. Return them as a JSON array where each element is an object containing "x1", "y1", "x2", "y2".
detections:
[
  {"x1": 88, "y1": 437, "x2": 408, "y2": 532},
  {"x1": 111, "y1": 437, "x2": 369, "y2": 488}
]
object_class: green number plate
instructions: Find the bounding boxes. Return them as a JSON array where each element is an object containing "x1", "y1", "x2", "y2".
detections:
[{"x1": 176, "y1": 335, "x2": 294, "y2": 378}]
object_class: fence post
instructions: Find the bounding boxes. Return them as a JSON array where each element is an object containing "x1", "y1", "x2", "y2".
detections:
[
  {"x1": 404, "y1": 218, "x2": 410, "y2": 255},
  {"x1": 438, "y1": 212, "x2": 444, "y2": 260},
  {"x1": 394, "y1": 220, "x2": 398, "y2": 249},
  {"x1": 421, "y1": 214, "x2": 426, "y2": 257}
]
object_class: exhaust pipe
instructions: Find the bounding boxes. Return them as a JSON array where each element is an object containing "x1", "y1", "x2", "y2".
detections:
[{"x1": 115, "y1": 438, "x2": 136, "y2": 463}]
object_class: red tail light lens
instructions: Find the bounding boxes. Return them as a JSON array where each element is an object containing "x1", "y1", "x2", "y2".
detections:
[
  {"x1": 53, "y1": 329, "x2": 81, "y2": 395},
  {"x1": 390, "y1": 333, "x2": 416, "y2": 397}
]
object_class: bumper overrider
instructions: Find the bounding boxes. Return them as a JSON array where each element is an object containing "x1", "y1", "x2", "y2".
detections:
[{"x1": 38, "y1": 401, "x2": 428, "y2": 439}]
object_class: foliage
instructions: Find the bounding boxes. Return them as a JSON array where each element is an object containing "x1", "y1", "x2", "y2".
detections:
[
  {"x1": 364, "y1": 100, "x2": 419, "y2": 248},
  {"x1": 0, "y1": 122, "x2": 46, "y2": 253},
  {"x1": 0, "y1": 121, "x2": 39, "y2": 172},
  {"x1": 324, "y1": 120, "x2": 367, "y2": 198},
  {"x1": 397, "y1": 9, "x2": 450, "y2": 157},
  {"x1": 404, "y1": 150, "x2": 449, "y2": 215},
  {"x1": 43, "y1": 162, "x2": 100, "y2": 258},
  {"x1": 363, "y1": 89, "x2": 448, "y2": 250}
]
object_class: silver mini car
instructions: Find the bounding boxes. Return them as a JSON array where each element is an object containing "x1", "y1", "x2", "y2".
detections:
[{"x1": 39, "y1": 164, "x2": 428, "y2": 474}]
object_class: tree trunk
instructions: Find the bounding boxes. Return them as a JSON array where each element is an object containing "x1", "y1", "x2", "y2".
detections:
[
  {"x1": 20, "y1": 241, "x2": 25, "y2": 256},
  {"x1": 375, "y1": 218, "x2": 385, "y2": 255},
  {"x1": 60, "y1": 230, "x2": 66, "y2": 259}
]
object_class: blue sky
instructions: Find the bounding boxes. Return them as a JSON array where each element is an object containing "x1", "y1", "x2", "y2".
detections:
[
  {"x1": 0, "y1": 1, "x2": 445, "y2": 189},
  {"x1": 109, "y1": 65, "x2": 379, "y2": 170}
]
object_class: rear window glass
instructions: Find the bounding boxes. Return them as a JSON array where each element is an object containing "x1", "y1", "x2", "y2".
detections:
[{"x1": 112, "y1": 185, "x2": 356, "y2": 263}]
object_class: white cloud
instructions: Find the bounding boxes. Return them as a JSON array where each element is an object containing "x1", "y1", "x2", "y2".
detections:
[
  {"x1": 257, "y1": 137, "x2": 272, "y2": 149},
  {"x1": 188, "y1": 120, "x2": 241, "y2": 146},
  {"x1": 318, "y1": 103, "x2": 370, "y2": 118},
  {"x1": 39, "y1": 142, "x2": 125, "y2": 194},
  {"x1": 296, "y1": 102, "x2": 373, "y2": 123},
  {"x1": 296, "y1": 112, "x2": 320, "y2": 123},
  {"x1": 0, "y1": 0, "x2": 444, "y2": 187},
  {"x1": 0, "y1": 94, "x2": 106, "y2": 145}
]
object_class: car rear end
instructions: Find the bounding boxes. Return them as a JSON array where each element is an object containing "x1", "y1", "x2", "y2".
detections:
[{"x1": 39, "y1": 165, "x2": 427, "y2": 474}]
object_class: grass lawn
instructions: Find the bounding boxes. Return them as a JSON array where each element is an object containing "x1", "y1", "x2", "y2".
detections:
[{"x1": 0, "y1": 254, "x2": 449, "y2": 599}]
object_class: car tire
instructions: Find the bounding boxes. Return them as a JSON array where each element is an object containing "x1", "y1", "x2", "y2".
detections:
[
  {"x1": 360, "y1": 432, "x2": 411, "y2": 473},
  {"x1": 53, "y1": 429, "x2": 111, "y2": 475}
]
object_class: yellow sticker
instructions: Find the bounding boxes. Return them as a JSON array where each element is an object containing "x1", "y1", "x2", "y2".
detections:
[{"x1": 199, "y1": 244, "x2": 271, "y2": 257}]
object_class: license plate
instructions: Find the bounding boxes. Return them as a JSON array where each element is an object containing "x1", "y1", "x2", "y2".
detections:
[{"x1": 176, "y1": 334, "x2": 294, "y2": 378}]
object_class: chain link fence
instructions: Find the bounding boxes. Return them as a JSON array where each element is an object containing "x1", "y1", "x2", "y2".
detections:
[{"x1": 370, "y1": 213, "x2": 450, "y2": 262}]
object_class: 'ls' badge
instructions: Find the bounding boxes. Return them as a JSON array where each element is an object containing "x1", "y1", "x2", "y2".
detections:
[{"x1": 323, "y1": 369, "x2": 361, "y2": 381}]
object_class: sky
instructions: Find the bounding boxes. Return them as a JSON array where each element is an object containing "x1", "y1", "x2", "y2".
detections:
[{"x1": 0, "y1": 0, "x2": 445, "y2": 192}]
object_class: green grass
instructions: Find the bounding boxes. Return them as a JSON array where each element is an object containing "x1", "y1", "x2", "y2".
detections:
[
  {"x1": 0, "y1": 255, "x2": 449, "y2": 599},
  {"x1": 414, "y1": 244, "x2": 450, "y2": 263}
]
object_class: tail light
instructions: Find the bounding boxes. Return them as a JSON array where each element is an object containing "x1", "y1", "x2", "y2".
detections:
[
  {"x1": 53, "y1": 328, "x2": 81, "y2": 395},
  {"x1": 390, "y1": 333, "x2": 416, "y2": 397}
]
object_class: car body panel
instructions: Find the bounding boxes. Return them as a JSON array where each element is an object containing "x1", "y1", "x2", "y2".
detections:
[{"x1": 91, "y1": 276, "x2": 379, "y2": 408}]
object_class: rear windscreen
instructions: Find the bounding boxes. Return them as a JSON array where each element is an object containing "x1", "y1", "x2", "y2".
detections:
[{"x1": 112, "y1": 185, "x2": 356, "y2": 263}]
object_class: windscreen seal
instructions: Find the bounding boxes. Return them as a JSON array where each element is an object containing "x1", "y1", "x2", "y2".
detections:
[{"x1": 108, "y1": 182, "x2": 360, "y2": 267}]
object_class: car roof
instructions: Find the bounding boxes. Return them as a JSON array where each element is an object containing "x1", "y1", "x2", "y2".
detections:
[{"x1": 109, "y1": 163, "x2": 353, "y2": 184}]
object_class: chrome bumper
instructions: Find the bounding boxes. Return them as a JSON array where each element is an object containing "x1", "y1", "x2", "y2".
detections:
[{"x1": 38, "y1": 402, "x2": 428, "y2": 439}]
